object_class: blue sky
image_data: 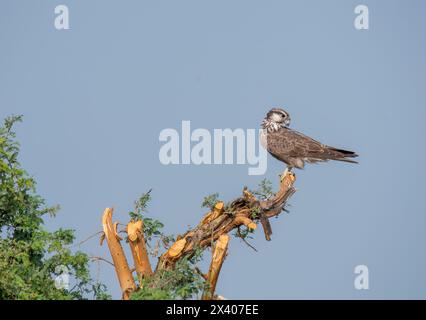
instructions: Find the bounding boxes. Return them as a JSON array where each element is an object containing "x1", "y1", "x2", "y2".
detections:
[{"x1": 1, "y1": 0, "x2": 426, "y2": 299}]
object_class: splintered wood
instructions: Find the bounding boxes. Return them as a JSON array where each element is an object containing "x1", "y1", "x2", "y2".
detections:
[
  {"x1": 233, "y1": 216, "x2": 257, "y2": 230},
  {"x1": 200, "y1": 201, "x2": 224, "y2": 225},
  {"x1": 164, "y1": 238, "x2": 187, "y2": 259},
  {"x1": 101, "y1": 208, "x2": 136, "y2": 300},
  {"x1": 202, "y1": 234, "x2": 230, "y2": 300},
  {"x1": 127, "y1": 220, "x2": 153, "y2": 279},
  {"x1": 157, "y1": 171, "x2": 296, "y2": 272},
  {"x1": 100, "y1": 171, "x2": 296, "y2": 300}
]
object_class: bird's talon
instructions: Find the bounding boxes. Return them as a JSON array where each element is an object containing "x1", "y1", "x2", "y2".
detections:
[{"x1": 280, "y1": 167, "x2": 293, "y2": 183}]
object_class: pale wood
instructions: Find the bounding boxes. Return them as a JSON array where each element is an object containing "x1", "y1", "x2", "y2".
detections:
[
  {"x1": 100, "y1": 172, "x2": 297, "y2": 299},
  {"x1": 202, "y1": 234, "x2": 230, "y2": 300},
  {"x1": 233, "y1": 216, "x2": 257, "y2": 230},
  {"x1": 157, "y1": 171, "x2": 296, "y2": 271},
  {"x1": 127, "y1": 220, "x2": 153, "y2": 281},
  {"x1": 101, "y1": 208, "x2": 136, "y2": 299}
]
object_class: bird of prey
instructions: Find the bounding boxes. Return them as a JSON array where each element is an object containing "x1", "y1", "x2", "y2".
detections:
[{"x1": 260, "y1": 108, "x2": 358, "y2": 171}]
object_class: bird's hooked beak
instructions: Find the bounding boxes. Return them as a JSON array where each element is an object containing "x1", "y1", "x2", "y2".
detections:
[{"x1": 283, "y1": 118, "x2": 290, "y2": 127}]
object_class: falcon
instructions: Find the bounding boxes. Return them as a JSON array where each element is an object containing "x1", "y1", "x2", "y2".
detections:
[{"x1": 260, "y1": 108, "x2": 358, "y2": 171}]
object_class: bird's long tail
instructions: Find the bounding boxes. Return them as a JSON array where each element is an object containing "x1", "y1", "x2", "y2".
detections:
[{"x1": 328, "y1": 147, "x2": 359, "y2": 164}]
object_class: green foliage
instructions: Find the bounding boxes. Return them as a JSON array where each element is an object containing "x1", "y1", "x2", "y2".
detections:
[
  {"x1": 91, "y1": 282, "x2": 111, "y2": 300},
  {"x1": 141, "y1": 217, "x2": 165, "y2": 242},
  {"x1": 201, "y1": 193, "x2": 219, "y2": 210},
  {"x1": 234, "y1": 226, "x2": 255, "y2": 240},
  {"x1": 127, "y1": 191, "x2": 207, "y2": 300},
  {"x1": 130, "y1": 247, "x2": 207, "y2": 300},
  {"x1": 129, "y1": 189, "x2": 152, "y2": 221},
  {"x1": 0, "y1": 115, "x2": 109, "y2": 300},
  {"x1": 128, "y1": 190, "x2": 168, "y2": 243},
  {"x1": 252, "y1": 178, "x2": 274, "y2": 201},
  {"x1": 249, "y1": 206, "x2": 261, "y2": 220}
]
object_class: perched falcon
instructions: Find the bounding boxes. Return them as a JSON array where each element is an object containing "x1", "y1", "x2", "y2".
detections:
[{"x1": 260, "y1": 108, "x2": 358, "y2": 170}]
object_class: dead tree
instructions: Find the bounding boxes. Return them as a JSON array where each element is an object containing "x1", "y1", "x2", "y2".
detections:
[{"x1": 100, "y1": 171, "x2": 296, "y2": 300}]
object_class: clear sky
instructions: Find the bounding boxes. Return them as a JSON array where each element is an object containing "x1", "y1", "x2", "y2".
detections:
[{"x1": 1, "y1": 0, "x2": 426, "y2": 299}]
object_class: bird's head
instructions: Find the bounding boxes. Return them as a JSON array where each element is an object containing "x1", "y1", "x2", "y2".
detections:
[{"x1": 265, "y1": 108, "x2": 291, "y2": 127}]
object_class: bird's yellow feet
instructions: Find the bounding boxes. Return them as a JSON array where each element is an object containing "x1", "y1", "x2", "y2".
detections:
[
  {"x1": 279, "y1": 167, "x2": 291, "y2": 183},
  {"x1": 280, "y1": 167, "x2": 297, "y2": 184}
]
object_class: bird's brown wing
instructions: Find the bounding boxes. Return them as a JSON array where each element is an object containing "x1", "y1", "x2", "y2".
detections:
[{"x1": 266, "y1": 127, "x2": 358, "y2": 165}]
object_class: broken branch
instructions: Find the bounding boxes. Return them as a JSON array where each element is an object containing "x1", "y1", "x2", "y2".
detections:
[
  {"x1": 156, "y1": 171, "x2": 296, "y2": 271},
  {"x1": 127, "y1": 220, "x2": 153, "y2": 281},
  {"x1": 102, "y1": 208, "x2": 136, "y2": 299},
  {"x1": 202, "y1": 234, "x2": 230, "y2": 300}
]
